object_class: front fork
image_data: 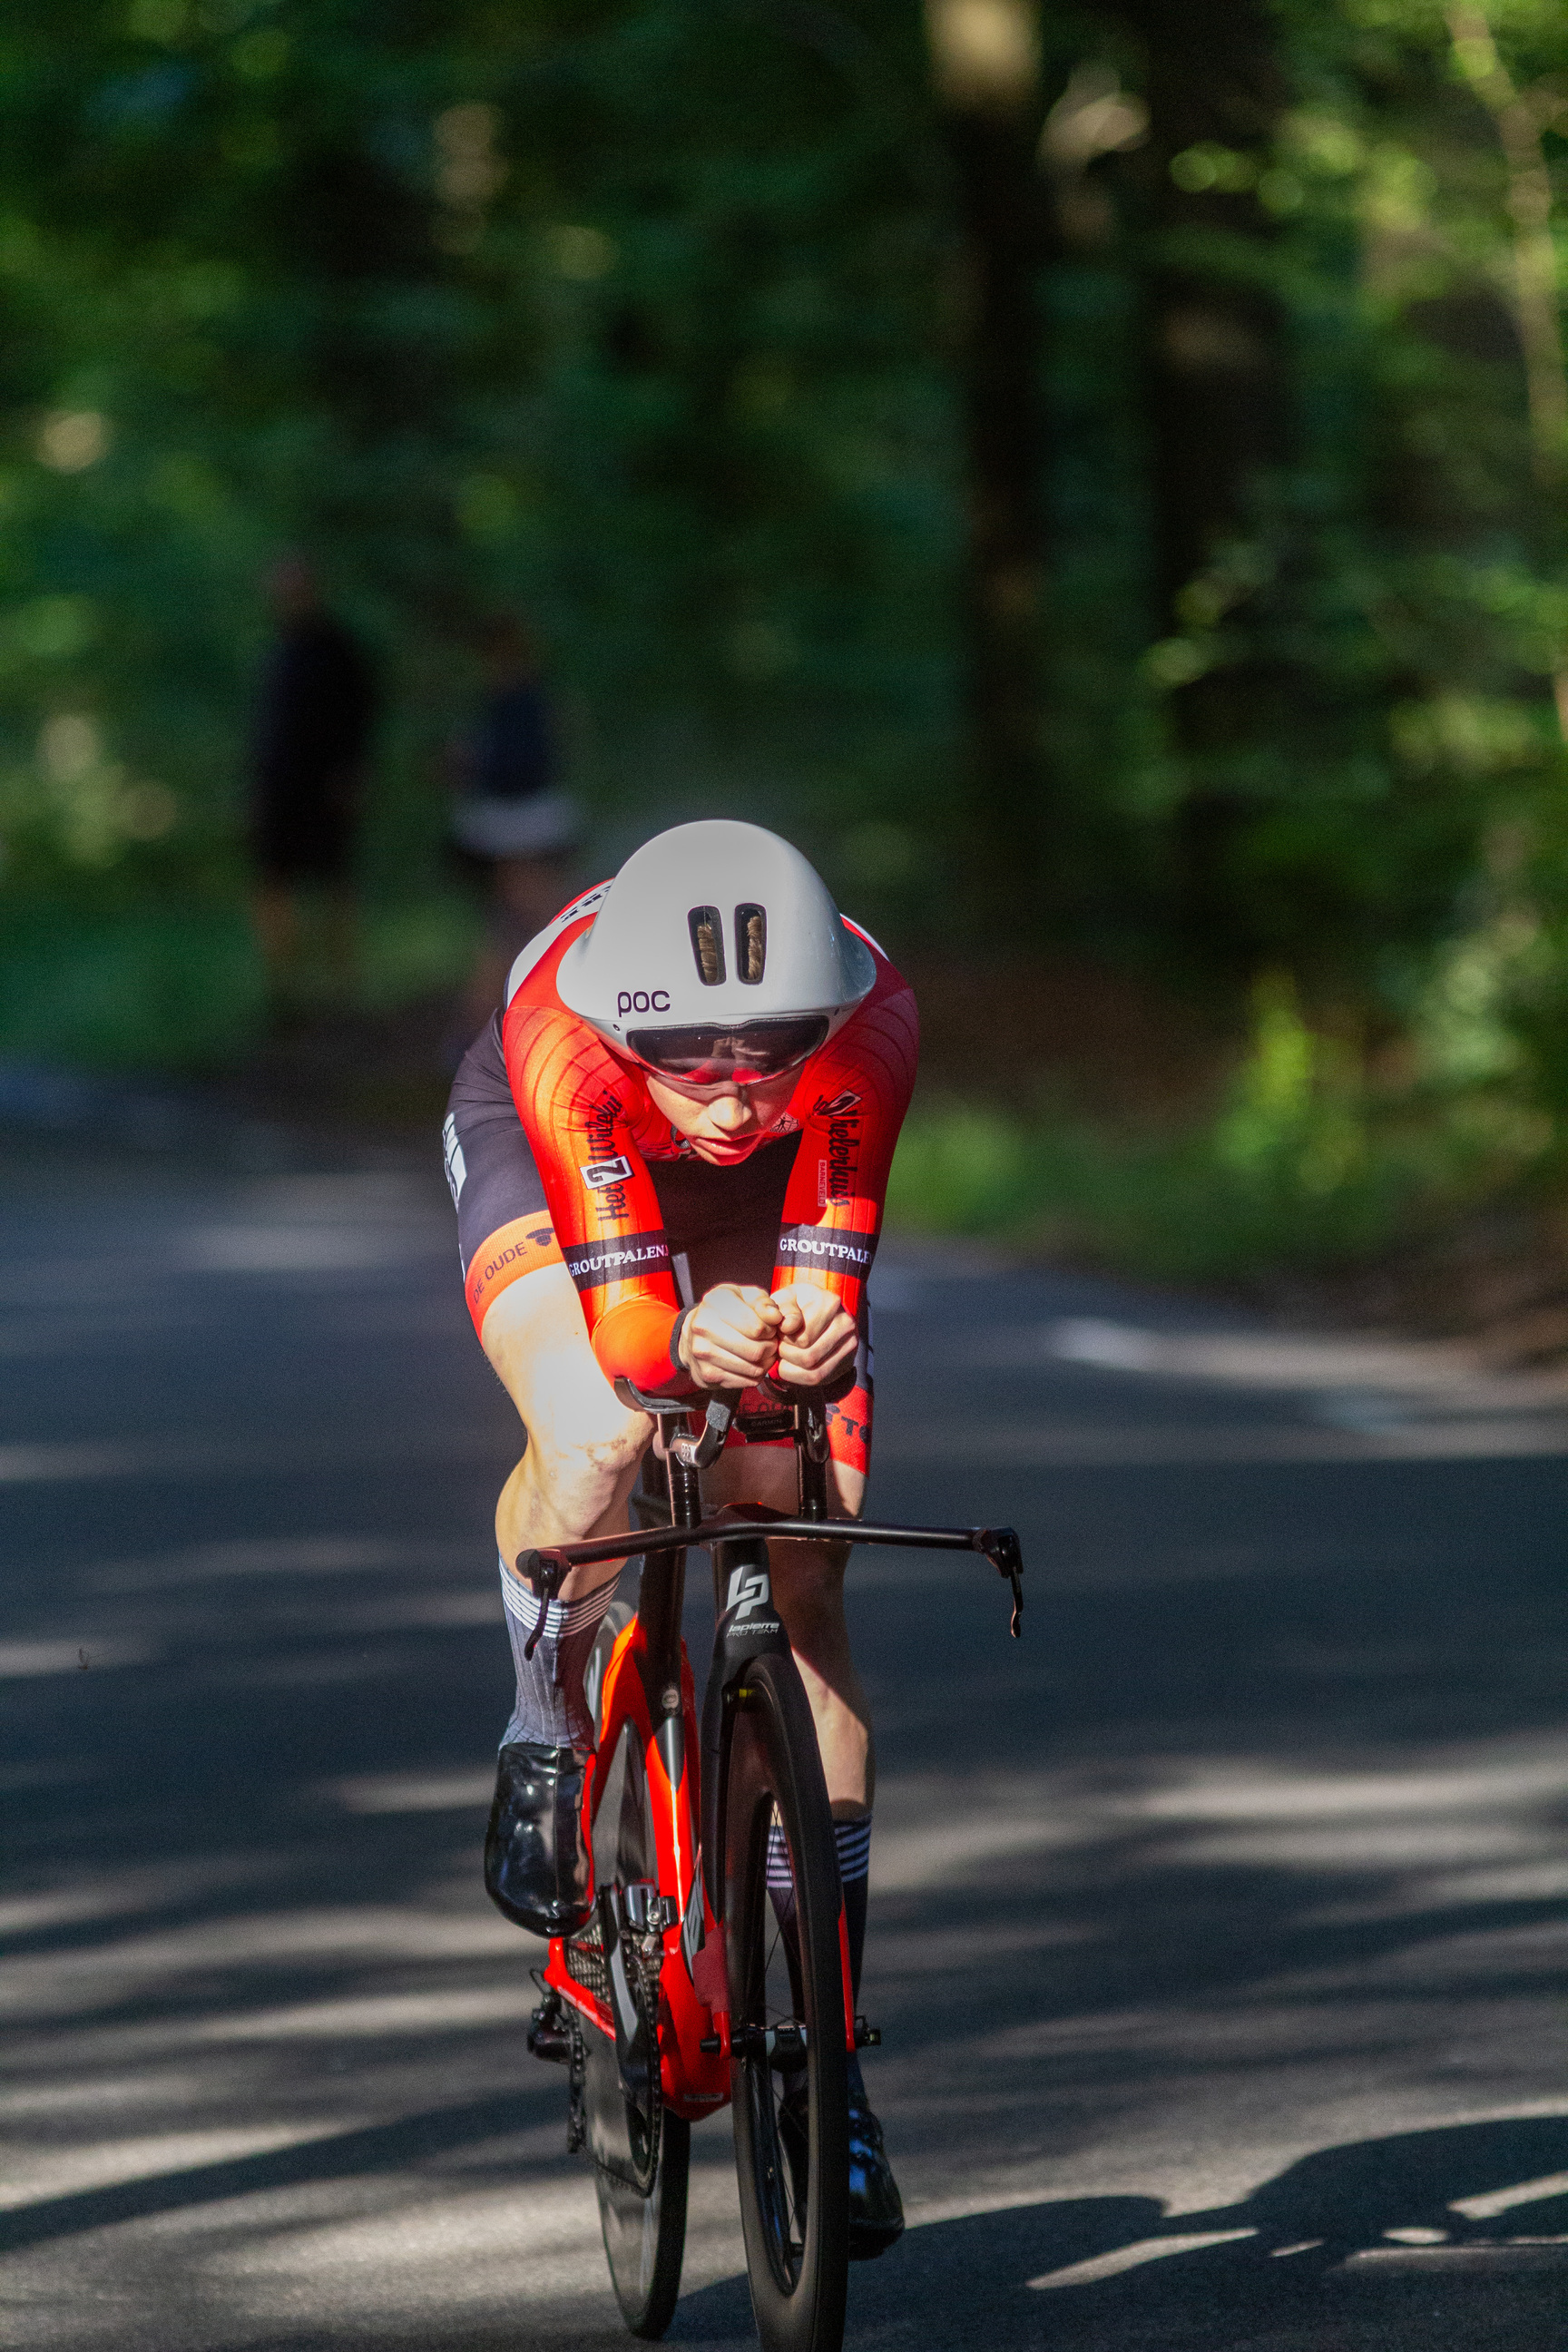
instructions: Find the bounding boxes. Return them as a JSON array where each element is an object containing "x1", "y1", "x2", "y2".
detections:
[
  {"x1": 543, "y1": 1522, "x2": 861, "y2": 2123},
  {"x1": 699, "y1": 1532, "x2": 859, "y2": 2058}
]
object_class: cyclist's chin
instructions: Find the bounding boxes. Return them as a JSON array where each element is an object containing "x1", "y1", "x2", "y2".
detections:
[{"x1": 690, "y1": 1132, "x2": 763, "y2": 1165}]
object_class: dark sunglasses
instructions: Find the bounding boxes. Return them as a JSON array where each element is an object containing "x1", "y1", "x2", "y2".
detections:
[{"x1": 625, "y1": 1014, "x2": 830, "y2": 1087}]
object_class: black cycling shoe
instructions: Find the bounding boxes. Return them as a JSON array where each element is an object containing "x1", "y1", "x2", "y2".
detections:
[
  {"x1": 776, "y1": 2055, "x2": 904, "y2": 2260},
  {"x1": 484, "y1": 1742, "x2": 593, "y2": 1936},
  {"x1": 846, "y1": 2053, "x2": 904, "y2": 2259}
]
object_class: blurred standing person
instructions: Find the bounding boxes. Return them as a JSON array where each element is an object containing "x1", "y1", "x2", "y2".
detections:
[
  {"x1": 446, "y1": 612, "x2": 583, "y2": 1041},
  {"x1": 249, "y1": 554, "x2": 377, "y2": 1002}
]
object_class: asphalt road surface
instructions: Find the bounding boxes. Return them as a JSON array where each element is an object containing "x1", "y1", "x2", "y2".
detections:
[{"x1": 4, "y1": 1116, "x2": 1568, "y2": 2351}]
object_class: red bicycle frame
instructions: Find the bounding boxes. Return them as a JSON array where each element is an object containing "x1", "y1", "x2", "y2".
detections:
[{"x1": 527, "y1": 1383, "x2": 1024, "y2": 2115}]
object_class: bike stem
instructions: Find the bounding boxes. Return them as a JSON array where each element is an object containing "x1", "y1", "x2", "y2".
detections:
[{"x1": 636, "y1": 1424, "x2": 703, "y2": 1686}]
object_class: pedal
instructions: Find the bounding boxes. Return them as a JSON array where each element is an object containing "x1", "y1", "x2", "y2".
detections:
[
  {"x1": 527, "y1": 1994, "x2": 573, "y2": 2065},
  {"x1": 854, "y1": 2017, "x2": 881, "y2": 2048}
]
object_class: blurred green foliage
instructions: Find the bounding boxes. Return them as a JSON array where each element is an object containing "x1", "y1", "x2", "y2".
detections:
[
  {"x1": 4, "y1": 1, "x2": 1568, "y2": 1276},
  {"x1": 887, "y1": 969, "x2": 1550, "y2": 1278}
]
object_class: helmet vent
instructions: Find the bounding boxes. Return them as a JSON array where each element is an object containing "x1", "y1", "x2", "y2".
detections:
[
  {"x1": 735, "y1": 903, "x2": 767, "y2": 985},
  {"x1": 687, "y1": 906, "x2": 726, "y2": 985}
]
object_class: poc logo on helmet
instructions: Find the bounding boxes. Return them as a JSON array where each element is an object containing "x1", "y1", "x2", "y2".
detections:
[
  {"x1": 581, "y1": 1154, "x2": 633, "y2": 1191},
  {"x1": 617, "y1": 989, "x2": 671, "y2": 1018}
]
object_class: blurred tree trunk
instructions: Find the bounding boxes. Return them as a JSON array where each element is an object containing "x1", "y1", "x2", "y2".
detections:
[
  {"x1": 924, "y1": 0, "x2": 1049, "y2": 914},
  {"x1": 1117, "y1": 0, "x2": 1293, "y2": 956},
  {"x1": 1445, "y1": 4, "x2": 1568, "y2": 742}
]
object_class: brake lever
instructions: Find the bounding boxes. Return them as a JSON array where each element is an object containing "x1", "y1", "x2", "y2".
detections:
[
  {"x1": 979, "y1": 1527, "x2": 1024, "y2": 1639},
  {"x1": 514, "y1": 1546, "x2": 568, "y2": 1661}
]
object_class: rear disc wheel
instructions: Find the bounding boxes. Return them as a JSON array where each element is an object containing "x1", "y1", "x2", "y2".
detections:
[
  {"x1": 582, "y1": 1717, "x2": 690, "y2": 2338},
  {"x1": 593, "y1": 2112, "x2": 690, "y2": 2340}
]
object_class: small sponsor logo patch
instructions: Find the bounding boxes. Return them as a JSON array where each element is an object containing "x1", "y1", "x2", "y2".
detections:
[
  {"x1": 563, "y1": 1231, "x2": 671, "y2": 1290},
  {"x1": 582, "y1": 1153, "x2": 633, "y2": 1191},
  {"x1": 778, "y1": 1227, "x2": 874, "y2": 1270}
]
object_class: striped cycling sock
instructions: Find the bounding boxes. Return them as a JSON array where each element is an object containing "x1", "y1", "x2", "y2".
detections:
[
  {"x1": 834, "y1": 1814, "x2": 871, "y2": 2003},
  {"x1": 767, "y1": 1811, "x2": 873, "y2": 2003},
  {"x1": 499, "y1": 1556, "x2": 620, "y2": 1752}
]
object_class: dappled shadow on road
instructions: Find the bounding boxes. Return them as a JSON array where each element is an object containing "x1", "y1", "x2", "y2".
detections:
[
  {"x1": 674, "y1": 2117, "x2": 1568, "y2": 2349},
  {"x1": 5, "y1": 2097, "x2": 1563, "y2": 2352},
  {"x1": 0, "y1": 2092, "x2": 534, "y2": 2258},
  {"x1": 6, "y1": 1148, "x2": 1568, "y2": 2348}
]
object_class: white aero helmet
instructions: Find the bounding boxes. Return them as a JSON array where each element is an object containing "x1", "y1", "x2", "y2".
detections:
[{"x1": 556, "y1": 818, "x2": 875, "y2": 1085}]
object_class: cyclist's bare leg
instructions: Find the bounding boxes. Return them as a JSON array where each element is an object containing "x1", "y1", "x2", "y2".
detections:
[
  {"x1": 478, "y1": 1261, "x2": 655, "y2": 1931},
  {"x1": 704, "y1": 1444, "x2": 871, "y2": 1816},
  {"x1": 478, "y1": 1260, "x2": 652, "y2": 1594}
]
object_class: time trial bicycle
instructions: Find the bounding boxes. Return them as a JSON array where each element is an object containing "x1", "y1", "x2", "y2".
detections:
[{"x1": 520, "y1": 1376, "x2": 1024, "y2": 2351}]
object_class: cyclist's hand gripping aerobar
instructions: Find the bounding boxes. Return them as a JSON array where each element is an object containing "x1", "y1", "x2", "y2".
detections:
[
  {"x1": 770, "y1": 1282, "x2": 857, "y2": 1387},
  {"x1": 676, "y1": 1279, "x2": 857, "y2": 1391}
]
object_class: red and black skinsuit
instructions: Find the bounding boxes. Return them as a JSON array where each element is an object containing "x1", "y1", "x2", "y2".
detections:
[{"x1": 443, "y1": 886, "x2": 918, "y2": 1473}]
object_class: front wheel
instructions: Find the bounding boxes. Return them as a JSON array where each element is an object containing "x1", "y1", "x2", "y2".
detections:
[{"x1": 723, "y1": 1651, "x2": 849, "y2": 2352}]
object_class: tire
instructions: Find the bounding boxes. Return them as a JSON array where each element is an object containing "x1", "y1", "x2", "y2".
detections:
[
  {"x1": 723, "y1": 1651, "x2": 849, "y2": 2352},
  {"x1": 583, "y1": 1717, "x2": 690, "y2": 2338}
]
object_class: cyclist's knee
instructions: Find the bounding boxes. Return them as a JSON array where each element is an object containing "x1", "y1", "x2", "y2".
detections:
[
  {"x1": 528, "y1": 1393, "x2": 649, "y2": 1505},
  {"x1": 494, "y1": 1346, "x2": 651, "y2": 1553}
]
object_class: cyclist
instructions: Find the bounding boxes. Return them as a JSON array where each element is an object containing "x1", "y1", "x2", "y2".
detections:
[{"x1": 443, "y1": 818, "x2": 917, "y2": 2258}]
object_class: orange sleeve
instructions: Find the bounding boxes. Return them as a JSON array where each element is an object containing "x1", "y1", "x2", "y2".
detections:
[
  {"x1": 770, "y1": 939, "x2": 918, "y2": 1324},
  {"x1": 502, "y1": 926, "x2": 693, "y2": 1395}
]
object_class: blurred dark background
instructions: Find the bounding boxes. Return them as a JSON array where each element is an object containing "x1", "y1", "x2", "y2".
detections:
[{"x1": 6, "y1": 0, "x2": 1568, "y2": 1314}]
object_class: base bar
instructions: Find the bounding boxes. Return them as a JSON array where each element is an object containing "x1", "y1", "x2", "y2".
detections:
[
  {"x1": 523, "y1": 1514, "x2": 1017, "y2": 1573},
  {"x1": 516, "y1": 1512, "x2": 1024, "y2": 1640}
]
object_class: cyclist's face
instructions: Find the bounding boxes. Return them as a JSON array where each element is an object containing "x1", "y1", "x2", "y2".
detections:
[{"x1": 645, "y1": 1068, "x2": 799, "y2": 1162}]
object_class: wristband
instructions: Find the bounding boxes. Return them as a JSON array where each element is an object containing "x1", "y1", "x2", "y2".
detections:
[{"x1": 669, "y1": 1305, "x2": 696, "y2": 1377}]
